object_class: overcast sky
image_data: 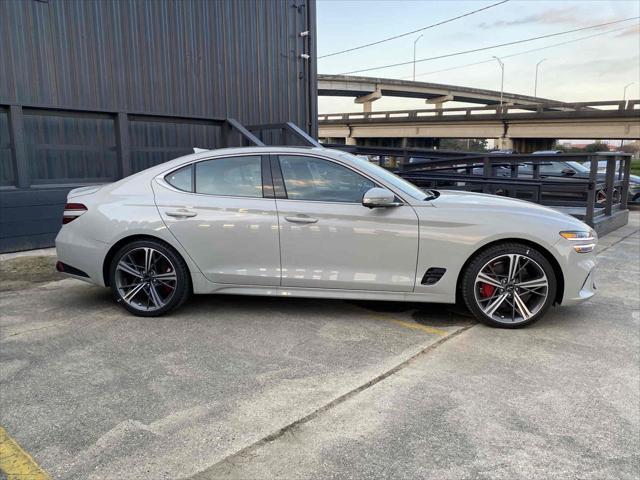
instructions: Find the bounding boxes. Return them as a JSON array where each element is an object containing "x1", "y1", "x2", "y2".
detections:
[{"x1": 316, "y1": 0, "x2": 640, "y2": 113}]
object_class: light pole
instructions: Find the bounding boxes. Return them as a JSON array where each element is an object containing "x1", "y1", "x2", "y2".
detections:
[
  {"x1": 622, "y1": 82, "x2": 634, "y2": 148},
  {"x1": 534, "y1": 58, "x2": 547, "y2": 97},
  {"x1": 623, "y1": 82, "x2": 635, "y2": 101},
  {"x1": 492, "y1": 56, "x2": 504, "y2": 107},
  {"x1": 413, "y1": 34, "x2": 423, "y2": 81}
]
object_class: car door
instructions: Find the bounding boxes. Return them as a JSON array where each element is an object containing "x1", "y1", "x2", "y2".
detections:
[
  {"x1": 273, "y1": 154, "x2": 419, "y2": 292},
  {"x1": 153, "y1": 154, "x2": 281, "y2": 286}
]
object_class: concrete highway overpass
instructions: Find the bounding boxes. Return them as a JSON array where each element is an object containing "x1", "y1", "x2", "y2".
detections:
[
  {"x1": 318, "y1": 100, "x2": 640, "y2": 152},
  {"x1": 317, "y1": 74, "x2": 561, "y2": 111}
]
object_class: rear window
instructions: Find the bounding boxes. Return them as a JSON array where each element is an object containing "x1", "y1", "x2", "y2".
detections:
[{"x1": 165, "y1": 165, "x2": 193, "y2": 192}]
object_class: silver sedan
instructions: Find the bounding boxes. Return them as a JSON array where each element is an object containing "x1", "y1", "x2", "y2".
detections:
[{"x1": 55, "y1": 147, "x2": 597, "y2": 328}]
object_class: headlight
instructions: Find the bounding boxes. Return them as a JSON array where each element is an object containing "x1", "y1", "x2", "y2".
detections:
[
  {"x1": 572, "y1": 244, "x2": 596, "y2": 253},
  {"x1": 559, "y1": 231, "x2": 594, "y2": 241},
  {"x1": 560, "y1": 230, "x2": 596, "y2": 253}
]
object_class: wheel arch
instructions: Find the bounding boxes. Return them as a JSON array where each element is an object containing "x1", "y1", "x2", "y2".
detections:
[
  {"x1": 102, "y1": 234, "x2": 191, "y2": 287},
  {"x1": 455, "y1": 238, "x2": 564, "y2": 305}
]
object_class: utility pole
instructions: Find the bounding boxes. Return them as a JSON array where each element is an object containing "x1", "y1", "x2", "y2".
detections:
[
  {"x1": 534, "y1": 58, "x2": 547, "y2": 97},
  {"x1": 413, "y1": 34, "x2": 423, "y2": 81}
]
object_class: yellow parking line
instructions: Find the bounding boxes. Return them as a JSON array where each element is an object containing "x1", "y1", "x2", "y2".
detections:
[
  {"x1": 0, "y1": 426, "x2": 51, "y2": 480},
  {"x1": 368, "y1": 315, "x2": 449, "y2": 336}
]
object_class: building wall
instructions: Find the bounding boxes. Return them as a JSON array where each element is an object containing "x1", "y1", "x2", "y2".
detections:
[{"x1": 0, "y1": 0, "x2": 317, "y2": 252}]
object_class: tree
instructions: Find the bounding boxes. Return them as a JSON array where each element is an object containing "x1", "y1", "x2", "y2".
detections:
[
  {"x1": 584, "y1": 142, "x2": 610, "y2": 153},
  {"x1": 619, "y1": 141, "x2": 639, "y2": 156},
  {"x1": 552, "y1": 142, "x2": 569, "y2": 152}
]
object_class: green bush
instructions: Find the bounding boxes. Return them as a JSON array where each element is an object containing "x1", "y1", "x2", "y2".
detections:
[{"x1": 631, "y1": 160, "x2": 640, "y2": 176}]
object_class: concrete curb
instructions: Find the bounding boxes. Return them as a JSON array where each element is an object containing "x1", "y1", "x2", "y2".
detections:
[{"x1": 0, "y1": 248, "x2": 56, "y2": 262}]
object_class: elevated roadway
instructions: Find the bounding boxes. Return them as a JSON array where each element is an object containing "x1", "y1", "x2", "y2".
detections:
[
  {"x1": 318, "y1": 74, "x2": 560, "y2": 110},
  {"x1": 318, "y1": 100, "x2": 640, "y2": 151}
]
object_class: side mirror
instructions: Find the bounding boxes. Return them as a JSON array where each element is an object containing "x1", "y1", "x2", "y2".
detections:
[
  {"x1": 561, "y1": 168, "x2": 576, "y2": 176},
  {"x1": 362, "y1": 187, "x2": 400, "y2": 208}
]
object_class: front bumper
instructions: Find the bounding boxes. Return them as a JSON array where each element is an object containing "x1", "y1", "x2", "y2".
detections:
[
  {"x1": 555, "y1": 239, "x2": 598, "y2": 306},
  {"x1": 563, "y1": 266, "x2": 597, "y2": 306}
]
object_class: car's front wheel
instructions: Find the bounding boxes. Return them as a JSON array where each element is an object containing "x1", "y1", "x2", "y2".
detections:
[
  {"x1": 461, "y1": 243, "x2": 557, "y2": 328},
  {"x1": 109, "y1": 239, "x2": 191, "y2": 316}
]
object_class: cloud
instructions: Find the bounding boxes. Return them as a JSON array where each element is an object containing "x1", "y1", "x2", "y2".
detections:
[
  {"x1": 477, "y1": 7, "x2": 580, "y2": 29},
  {"x1": 616, "y1": 23, "x2": 640, "y2": 37},
  {"x1": 563, "y1": 55, "x2": 640, "y2": 75}
]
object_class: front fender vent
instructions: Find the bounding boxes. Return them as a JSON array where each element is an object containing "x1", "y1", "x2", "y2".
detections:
[{"x1": 421, "y1": 267, "x2": 446, "y2": 285}]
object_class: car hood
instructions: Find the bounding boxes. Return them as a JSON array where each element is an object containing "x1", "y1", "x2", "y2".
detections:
[{"x1": 426, "y1": 190, "x2": 587, "y2": 228}]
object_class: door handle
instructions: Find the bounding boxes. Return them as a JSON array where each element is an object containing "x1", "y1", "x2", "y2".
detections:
[
  {"x1": 284, "y1": 215, "x2": 318, "y2": 224},
  {"x1": 165, "y1": 209, "x2": 197, "y2": 218}
]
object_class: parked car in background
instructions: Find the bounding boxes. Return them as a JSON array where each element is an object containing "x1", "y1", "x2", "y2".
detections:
[
  {"x1": 408, "y1": 151, "x2": 634, "y2": 205},
  {"x1": 531, "y1": 151, "x2": 639, "y2": 205},
  {"x1": 488, "y1": 149, "x2": 519, "y2": 154},
  {"x1": 56, "y1": 146, "x2": 597, "y2": 328}
]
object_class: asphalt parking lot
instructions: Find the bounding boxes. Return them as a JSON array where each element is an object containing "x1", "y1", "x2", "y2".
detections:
[{"x1": 1, "y1": 212, "x2": 638, "y2": 480}]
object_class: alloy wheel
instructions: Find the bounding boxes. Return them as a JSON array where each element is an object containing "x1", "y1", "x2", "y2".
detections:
[
  {"x1": 114, "y1": 247, "x2": 178, "y2": 312},
  {"x1": 474, "y1": 253, "x2": 549, "y2": 324}
]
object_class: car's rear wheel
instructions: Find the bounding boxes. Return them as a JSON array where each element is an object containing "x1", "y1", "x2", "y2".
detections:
[
  {"x1": 461, "y1": 243, "x2": 557, "y2": 328},
  {"x1": 109, "y1": 239, "x2": 191, "y2": 316}
]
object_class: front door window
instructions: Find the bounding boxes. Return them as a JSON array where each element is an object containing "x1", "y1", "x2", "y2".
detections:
[{"x1": 279, "y1": 155, "x2": 375, "y2": 203}]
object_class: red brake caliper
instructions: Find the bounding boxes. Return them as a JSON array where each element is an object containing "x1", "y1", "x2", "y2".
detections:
[
  {"x1": 160, "y1": 267, "x2": 174, "y2": 295},
  {"x1": 480, "y1": 283, "x2": 496, "y2": 298}
]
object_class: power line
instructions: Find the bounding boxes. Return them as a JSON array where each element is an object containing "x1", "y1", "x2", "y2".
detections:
[
  {"x1": 318, "y1": 0, "x2": 510, "y2": 59},
  {"x1": 337, "y1": 16, "x2": 639, "y2": 75},
  {"x1": 405, "y1": 24, "x2": 635, "y2": 80}
]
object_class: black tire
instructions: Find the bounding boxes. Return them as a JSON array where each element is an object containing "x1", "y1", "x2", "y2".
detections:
[
  {"x1": 461, "y1": 242, "x2": 557, "y2": 328},
  {"x1": 109, "y1": 239, "x2": 191, "y2": 317}
]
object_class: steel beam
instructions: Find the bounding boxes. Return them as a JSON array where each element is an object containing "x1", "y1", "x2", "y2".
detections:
[
  {"x1": 114, "y1": 113, "x2": 131, "y2": 178},
  {"x1": 8, "y1": 105, "x2": 29, "y2": 188}
]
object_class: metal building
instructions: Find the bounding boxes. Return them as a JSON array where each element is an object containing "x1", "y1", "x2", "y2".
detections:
[{"x1": 0, "y1": 0, "x2": 317, "y2": 252}]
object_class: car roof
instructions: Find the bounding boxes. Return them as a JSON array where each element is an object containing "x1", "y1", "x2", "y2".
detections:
[
  {"x1": 144, "y1": 146, "x2": 349, "y2": 176},
  {"x1": 189, "y1": 145, "x2": 328, "y2": 157}
]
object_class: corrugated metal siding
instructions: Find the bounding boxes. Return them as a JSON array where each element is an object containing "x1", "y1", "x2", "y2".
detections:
[
  {"x1": 0, "y1": 111, "x2": 12, "y2": 185},
  {"x1": 0, "y1": 0, "x2": 317, "y2": 252},
  {"x1": 1, "y1": 0, "x2": 315, "y2": 124}
]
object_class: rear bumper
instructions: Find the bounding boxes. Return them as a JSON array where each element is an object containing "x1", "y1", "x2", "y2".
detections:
[
  {"x1": 55, "y1": 224, "x2": 108, "y2": 286},
  {"x1": 55, "y1": 261, "x2": 90, "y2": 278}
]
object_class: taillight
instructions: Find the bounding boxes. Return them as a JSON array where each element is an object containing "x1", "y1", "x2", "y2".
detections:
[{"x1": 63, "y1": 203, "x2": 87, "y2": 224}]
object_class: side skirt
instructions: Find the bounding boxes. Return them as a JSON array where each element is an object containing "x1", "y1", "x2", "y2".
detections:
[{"x1": 192, "y1": 280, "x2": 455, "y2": 304}]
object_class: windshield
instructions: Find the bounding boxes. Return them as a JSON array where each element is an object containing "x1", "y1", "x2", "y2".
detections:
[
  {"x1": 565, "y1": 161, "x2": 590, "y2": 173},
  {"x1": 343, "y1": 153, "x2": 432, "y2": 201}
]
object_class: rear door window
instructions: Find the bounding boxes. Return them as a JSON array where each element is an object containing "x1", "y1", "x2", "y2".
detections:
[{"x1": 195, "y1": 156, "x2": 263, "y2": 197}]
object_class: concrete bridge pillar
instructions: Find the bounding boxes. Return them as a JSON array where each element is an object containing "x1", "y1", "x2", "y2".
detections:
[
  {"x1": 496, "y1": 137, "x2": 514, "y2": 151},
  {"x1": 355, "y1": 89, "x2": 382, "y2": 113},
  {"x1": 427, "y1": 95, "x2": 453, "y2": 110}
]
